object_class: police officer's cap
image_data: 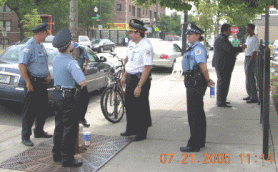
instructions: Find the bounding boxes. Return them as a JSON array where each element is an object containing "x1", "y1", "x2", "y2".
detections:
[
  {"x1": 52, "y1": 28, "x2": 72, "y2": 50},
  {"x1": 31, "y1": 23, "x2": 48, "y2": 33},
  {"x1": 129, "y1": 19, "x2": 147, "y2": 32},
  {"x1": 187, "y1": 23, "x2": 204, "y2": 35}
]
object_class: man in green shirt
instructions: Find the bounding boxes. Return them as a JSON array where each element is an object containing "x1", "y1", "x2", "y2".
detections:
[{"x1": 231, "y1": 34, "x2": 240, "y2": 47}]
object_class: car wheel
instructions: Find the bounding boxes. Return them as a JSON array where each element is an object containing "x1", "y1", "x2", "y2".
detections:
[
  {"x1": 100, "y1": 47, "x2": 104, "y2": 53},
  {"x1": 111, "y1": 46, "x2": 114, "y2": 52}
]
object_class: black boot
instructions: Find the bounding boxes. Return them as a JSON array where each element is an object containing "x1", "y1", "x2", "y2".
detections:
[{"x1": 80, "y1": 119, "x2": 90, "y2": 127}]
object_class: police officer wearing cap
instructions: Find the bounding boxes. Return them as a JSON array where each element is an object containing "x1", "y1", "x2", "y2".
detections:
[
  {"x1": 70, "y1": 41, "x2": 90, "y2": 127},
  {"x1": 18, "y1": 23, "x2": 52, "y2": 147},
  {"x1": 51, "y1": 28, "x2": 87, "y2": 167},
  {"x1": 120, "y1": 19, "x2": 153, "y2": 141},
  {"x1": 180, "y1": 23, "x2": 215, "y2": 152}
]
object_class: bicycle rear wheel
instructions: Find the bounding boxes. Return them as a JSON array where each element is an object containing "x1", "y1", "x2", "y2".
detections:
[{"x1": 100, "y1": 87, "x2": 124, "y2": 123}]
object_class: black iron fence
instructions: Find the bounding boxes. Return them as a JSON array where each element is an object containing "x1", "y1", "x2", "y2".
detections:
[
  {"x1": 257, "y1": 40, "x2": 271, "y2": 159},
  {"x1": 92, "y1": 29, "x2": 128, "y2": 46}
]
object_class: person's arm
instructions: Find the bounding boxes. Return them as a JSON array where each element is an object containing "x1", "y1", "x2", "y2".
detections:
[
  {"x1": 46, "y1": 71, "x2": 51, "y2": 84},
  {"x1": 134, "y1": 65, "x2": 151, "y2": 98},
  {"x1": 120, "y1": 56, "x2": 128, "y2": 86},
  {"x1": 83, "y1": 59, "x2": 90, "y2": 74},
  {"x1": 18, "y1": 63, "x2": 33, "y2": 92},
  {"x1": 79, "y1": 80, "x2": 88, "y2": 87},
  {"x1": 199, "y1": 63, "x2": 215, "y2": 87}
]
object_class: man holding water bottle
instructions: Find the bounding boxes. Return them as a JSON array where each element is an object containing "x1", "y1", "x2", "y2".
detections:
[{"x1": 180, "y1": 23, "x2": 215, "y2": 152}]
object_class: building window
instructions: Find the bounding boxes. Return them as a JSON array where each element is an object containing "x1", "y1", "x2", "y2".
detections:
[
  {"x1": 129, "y1": 5, "x2": 131, "y2": 12},
  {"x1": 132, "y1": 6, "x2": 135, "y2": 16},
  {"x1": 150, "y1": 10, "x2": 152, "y2": 19},
  {"x1": 143, "y1": 9, "x2": 144, "y2": 15},
  {"x1": 0, "y1": 21, "x2": 11, "y2": 31},
  {"x1": 0, "y1": 5, "x2": 12, "y2": 12},
  {"x1": 1, "y1": 39, "x2": 9, "y2": 45},
  {"x1": 137, "y1": 8, "x2": 141, "y2": 17},
  {"x1": 116, "y1": 4, "x2": 122, "y2": 11},
  {"x1": 146, "y1": 10, "x2": 148, "y2": 16},
  {"x1": 154, "y1": 12, "x2": 157, "y2": 19}
]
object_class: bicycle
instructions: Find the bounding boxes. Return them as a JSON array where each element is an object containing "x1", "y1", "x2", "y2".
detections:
[{"x1": 100, "y1": 53, "x2": 125, "y2": 123}]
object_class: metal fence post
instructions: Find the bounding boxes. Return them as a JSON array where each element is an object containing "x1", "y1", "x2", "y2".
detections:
[{"x1": 263, "y1": 48, "x2": 270, "y2": 159}]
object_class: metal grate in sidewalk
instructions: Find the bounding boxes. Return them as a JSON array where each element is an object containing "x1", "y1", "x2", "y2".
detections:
[{"x1": 0, "y1": 135, "x2": 133, "y2": 172}]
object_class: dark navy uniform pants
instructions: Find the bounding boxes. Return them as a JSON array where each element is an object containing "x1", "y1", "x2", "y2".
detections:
[
  {"x1": 21, "y1": 78, "x2": 48, "y2": 139},
  {"x1": 76, "y1": 86, "x2": 89, "y2": 121},
  {"x1": 125, "y1": 74, "x2": 152, "y2": 136},
  {"x1": 52, "y1": 90, "x2": 78, "y2": 163},
  {"x1": 185, "y1": 82, "x2": 207, "y2": 149}
]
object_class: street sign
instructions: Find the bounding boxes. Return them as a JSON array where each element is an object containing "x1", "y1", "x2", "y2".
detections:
[
  {"x1": 91, "y1": 15, "x2": 100, "y2": 20},
  {"x1": 155, "y1": 27, "x2": 159, "y2": 32},
  {"x1": 231, "y1": 26, "x2": 239, "y2": 34}
]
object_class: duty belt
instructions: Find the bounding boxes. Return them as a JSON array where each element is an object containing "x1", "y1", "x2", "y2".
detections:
[
  {"x1": 54, "y1": 85, "x2": 76, "y2": 92},
  {"x1": 30, "y1": 75, "x2": 47, "y2": 83}
]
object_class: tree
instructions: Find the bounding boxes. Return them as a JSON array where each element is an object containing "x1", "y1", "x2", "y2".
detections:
[
  {"x1": 0, "y1": 0, "x2": 6, "y2": 6},
  {"x1": 21, "y1": 9, "x2": 42, "y2": 37},
  {"x1": 5, "y1": 0, "x2": 59, "y2": 40}
]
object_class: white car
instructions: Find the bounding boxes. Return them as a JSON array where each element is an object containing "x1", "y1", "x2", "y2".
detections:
[
  {"x1": 78, "y1": 35, "x2": 91, "y2": 48},
  {"x1": 151, "y1": 41, "x2": 182, "y2": 69},
  {"x1": 273, "y1": 40, "x2": 278, "y2": 50}
]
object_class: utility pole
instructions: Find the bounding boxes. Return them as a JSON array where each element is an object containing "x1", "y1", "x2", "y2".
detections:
[
  {"x1": 69, "y1": 0, "x2": 79, "y2": 153},
  {"x1": 70, "y1": 0, "x2": 79, "y2": 60},
  {"x1": 182, "y1": 11, "x2": 188, "y2": 55}
]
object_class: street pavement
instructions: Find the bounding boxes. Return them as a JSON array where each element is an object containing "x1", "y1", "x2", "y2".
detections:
[{"x1": 0, "y1": 51, "x2": 278, "y2": 172}]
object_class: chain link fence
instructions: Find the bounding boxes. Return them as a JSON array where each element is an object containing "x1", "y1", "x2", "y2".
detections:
[{"x1": 92, "y1": 29, "x2": 128, "y2": 46}]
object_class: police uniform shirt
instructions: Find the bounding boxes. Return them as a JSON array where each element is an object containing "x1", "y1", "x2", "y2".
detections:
[
  {"x1": 53, "y1": 53, "x2": 85, "y2": 88},
  {"x1": 244, "y1": 34, "x2": 259, "y2": 56},
  {"x1": 125, "y1": 38, "x2": 153, "y2": 74},
  {"x1": 18, "y1": 37, "x2": 49, "y2": 78},
  {"x1": 77, "y1": 46, "x2": 90, "y2": 69},
  {"x1": 182, "y1": 41, "x2": 207, "y2": 72}
]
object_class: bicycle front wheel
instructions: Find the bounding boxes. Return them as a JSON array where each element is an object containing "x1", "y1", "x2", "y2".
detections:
[{"x1": 100, "y1": 87, "x2": 124, "y2": 123}]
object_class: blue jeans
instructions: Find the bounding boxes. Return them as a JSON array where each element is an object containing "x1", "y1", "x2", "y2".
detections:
[{"x1": 244, "y1": 56, "x2": 258, "y2": 100}]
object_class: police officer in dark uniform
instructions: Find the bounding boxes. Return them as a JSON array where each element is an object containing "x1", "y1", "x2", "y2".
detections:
[
  {"x1": 180, "y1": 23, "x2": 215, "y2": 152},
  {"x1": 18, "y1": 23, "x2": 52, "y2": 147},
  {"x1": 70, "y1": 41, "x2": 90, "y2": 127},
  {"x1": 120, "y1": 19, "x2": 153, "y2": 141},
  {"x1": 51, "y1": 28, "x2": 87, "y2": 167}
]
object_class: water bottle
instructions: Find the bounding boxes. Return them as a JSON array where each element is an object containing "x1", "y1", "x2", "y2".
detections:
[{"x1": 210, "y1": 84, "x2": 215, "y2": 98}]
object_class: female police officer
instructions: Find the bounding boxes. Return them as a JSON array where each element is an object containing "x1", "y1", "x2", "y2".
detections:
[
  {"x1": 51, "y1": 28, "x2": 87, "y2": 167},
  {"x1": 180, "y1": 23, "x2": 215, "y2": 152}
]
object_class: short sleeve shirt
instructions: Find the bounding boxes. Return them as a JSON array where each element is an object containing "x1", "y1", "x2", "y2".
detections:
[
  {"x1": 18, "y1": 37, "x2": 49, "y2": 77},
  {"x1": 231, "y1": 39, "x2": 240, "y2": 47},
  {"x1": 53, "y1": 53, "x2": 85, "y2": 88},
  {"x1": 245, "y1": 34, "x2": 259, "y2": 56},
  {"x1": 125, "y1": 38, "x2": 153, "y2": 74},
  {"x1": 182, "y1": 41, "x2": 207, "y2": 72},
  {"x1": 77, "y1": 46, "x2": 90, "y2": 68}
]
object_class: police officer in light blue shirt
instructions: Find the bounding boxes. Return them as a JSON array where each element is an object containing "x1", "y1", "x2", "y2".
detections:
[
  {"x1": 51, "y1": 28, "x2": 87, "y2": 167},
  {"x1": 70, "y1": 42, "x2": 91, "y2": 127},
  {"x1": 180, "y1": 23, "x2": 215, "y2": 153},
  {"x1": 18, "y1": 23, "x2": 53, "y2": 147}
]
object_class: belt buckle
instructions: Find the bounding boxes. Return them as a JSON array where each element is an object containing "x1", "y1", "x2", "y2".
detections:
[{"x1": 55, "y1": 85, "x2": 61, "y2": 91}]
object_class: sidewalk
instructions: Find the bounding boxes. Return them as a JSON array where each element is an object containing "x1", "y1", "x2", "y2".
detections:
[
  {"x1": 0, "y1": 52, "x2": 277, "y2": 172},
  {"x1": 93, "y1": 52, "x2": 278, "y2": 172}
]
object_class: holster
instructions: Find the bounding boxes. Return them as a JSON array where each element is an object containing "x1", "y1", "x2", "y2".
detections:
[{"x1": 184, "y1": 65, "x2": 206, "y2": 87}]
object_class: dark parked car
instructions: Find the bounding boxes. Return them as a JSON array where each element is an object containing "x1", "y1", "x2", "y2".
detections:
[
  {"x1": 91, "y1": 39, "x2": 115, "y2": 53},
  {"x1": 0, "y1": 45, "x2": 113, "y2": 103}
]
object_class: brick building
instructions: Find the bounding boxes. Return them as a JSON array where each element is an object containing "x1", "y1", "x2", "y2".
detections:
[
  {"x1": 0, "y1": 2, "x2": 165, "y2": 45},
  {"x1": 253, "y1": 8, "x2": 278, "y2": 42},
  {"x1": 0, "y1": 5, "x2": 20, "y2": 45}
]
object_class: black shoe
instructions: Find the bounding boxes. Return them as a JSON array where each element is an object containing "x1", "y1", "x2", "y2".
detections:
[
  {"x1": 120, "y1": 131, "x2": 136, "y2": 136},
  {"x1": 80, "y1": 119, "x2": 90, "y2": 128},
  {"x1": 22, "y1": 139, "x2": 34, "y2": 147},
  {"x1": 247, "y1": 99, "x2": 258, "y2": 103},
  {"x1": 226, "y1": 102, "x2": 230, "y2": 104},
  {"x1": 243, "y1": 96, "x2": 250, "y2": 100},
  {"x1": 180, "y1": 146, "x2": 200, "y2": 152},
  {"x1": 134, "y1": 135, "x2": 146, "y2": 141},
  {"x1": 218, "y1": 104, "x2": 232, "y2": 108},
  {"x1": 62, "y1": 159, "x2": 83, "y2": 167},
  {"x1": 34, "y1": 132, "x2": 53, "y2": 138}
]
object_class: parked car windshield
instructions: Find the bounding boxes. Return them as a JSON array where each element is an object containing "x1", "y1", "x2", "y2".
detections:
[
  {"x1": 152, "y1": 42, "x2": 174, "y2": 54},
  {"x1": 0, "y1": 46, "x2": 58, "y2": 65},
  {"x1": 79, "y1": 36, "x2": 90, "y2": 42}
]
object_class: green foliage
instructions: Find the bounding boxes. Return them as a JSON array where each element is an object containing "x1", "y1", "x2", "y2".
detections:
[
  {"x1": 0, "y1": 0, "x2": 6, "y2": 6},
  {"x1": 21, "y1": 9, "x2": 42, "y2": 37}
]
